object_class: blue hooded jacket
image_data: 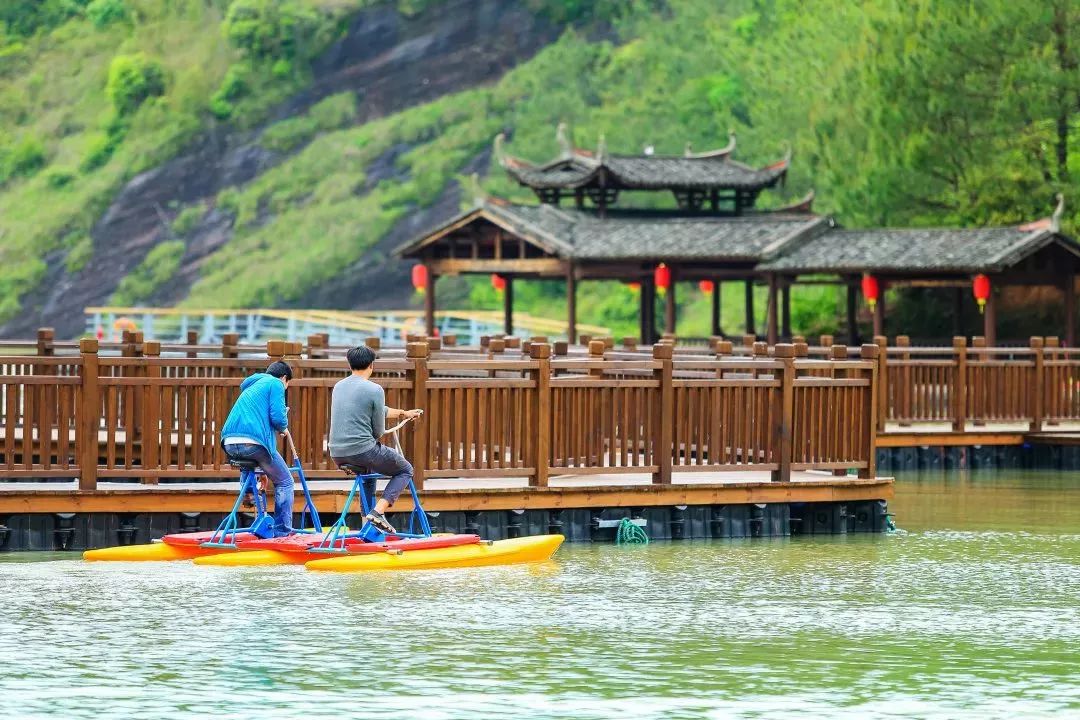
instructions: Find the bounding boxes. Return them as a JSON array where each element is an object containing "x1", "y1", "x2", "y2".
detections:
[{"x1": 220, "y1": 373, "x2": 288, "y2": 454}]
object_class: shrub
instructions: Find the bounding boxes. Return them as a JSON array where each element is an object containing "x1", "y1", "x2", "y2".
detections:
[
  {"x1": 86, "y1": 0, "x2": 127, "y2": 28},
  {"x1": 171, "y1": 205, "x2": 204, "y2": 236},
  {"x1": 110, "y1": 240, "x2": 186, "y2": 305},
  {"x1": 106, "y1": 53, "x2": 166, "y2": 117},
  {"x1": 44, "y1": 167, "x2": 76, "y2": 189},
  {"x1": 0, "y1": 134, "x2": 46, "y2": 183},
  {"x1": 222, "y1": 0, "x2": 318, "y2": 61},
  {"x1": 65, "y1": 236, "x2": 93, "y2": 273}
]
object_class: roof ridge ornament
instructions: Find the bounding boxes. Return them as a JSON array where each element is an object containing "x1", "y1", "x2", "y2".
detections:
[
  {"x1": 684, "y1": 130, "x2": 737, "y2": 159},
  {"x1": 772, "y1": 188, "x2": 815, "y2": 214},
  {"x1": 556, "y1": 122, "x2": 573, "y2": 160},
  {"x1": 1018, "y1": 193, "x2": 1066, "y2": 233},
  {"x1": 493, "y1": 133, "x2": 535, "y2": 171},
  {"x1": 468, "y1": 172, "x2": 486, "y2": 207}
]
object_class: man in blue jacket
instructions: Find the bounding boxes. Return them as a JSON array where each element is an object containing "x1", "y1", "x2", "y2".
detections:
[{"x1": 220, "y1": 361, "x2": 295, "y2": 536}]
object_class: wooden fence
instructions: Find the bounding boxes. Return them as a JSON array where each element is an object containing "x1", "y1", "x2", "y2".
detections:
[
  {"x1": 0, "y1": 338, "x2": 880, "y2": 489},
  {"x1": 880, "y1": 335, "x2": 1080, "y2": 429}
]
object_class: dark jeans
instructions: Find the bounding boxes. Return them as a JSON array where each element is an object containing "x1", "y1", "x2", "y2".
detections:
[
  {"x1": 224, "y1": 443, "x2": 294, "y2": 535},
  {"x1": 333, "y1": 444, "x2": 414, "y2": 507}
]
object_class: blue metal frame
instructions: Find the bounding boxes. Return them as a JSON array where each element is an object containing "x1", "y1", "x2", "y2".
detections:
[
  {"x1": 308, "y1": 470, "x2": 432, "y2": 554},
  {"x1": 201, "y1": 466, "x2": 275, "y2": 548},
  {"x1": 290, "y1": 456, "x2": 323, "y2": 534}
]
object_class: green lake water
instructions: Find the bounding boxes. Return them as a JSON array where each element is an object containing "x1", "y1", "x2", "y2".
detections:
[{"x1": 2, "y1": 471, "x2": 1079, "y2": 719}]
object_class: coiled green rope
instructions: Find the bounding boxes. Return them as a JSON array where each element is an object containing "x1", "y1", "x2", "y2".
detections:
[{"x1": 615, "y1": 517, "x2": 649, "y2": 545}]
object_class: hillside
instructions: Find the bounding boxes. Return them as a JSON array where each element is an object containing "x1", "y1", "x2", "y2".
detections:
[{"x1": 1, "y1": 0, "x2": 1078, "y2": 339}]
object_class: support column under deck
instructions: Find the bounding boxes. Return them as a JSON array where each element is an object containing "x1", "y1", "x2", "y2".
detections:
[
  {"x1": 744, "y1": 279, "x2": 756, "y2": 337},
  {"x1": 503, "y1": 275, "x2": 514, "y2": 336}
]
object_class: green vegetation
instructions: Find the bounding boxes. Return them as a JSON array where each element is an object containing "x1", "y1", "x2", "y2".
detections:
[
  {"x1": 109, "y1": 239, "x2": 186, "y2": 305},
  {"x1": 1, "y1": 0, "x2": 1078, "y2": 336}
]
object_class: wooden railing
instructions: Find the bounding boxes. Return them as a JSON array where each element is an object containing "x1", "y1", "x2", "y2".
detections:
[
  {"x1": 0, "y1": 338, "x2": 880, "y2": 489},
  {"x1": 880, "y1": 335, "x2": 1080, "y2": 430}
]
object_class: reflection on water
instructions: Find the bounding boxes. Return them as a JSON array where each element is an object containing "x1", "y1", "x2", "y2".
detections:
[{"x1": 2, "y1": 471, "x2": 1078, "y2": 719}]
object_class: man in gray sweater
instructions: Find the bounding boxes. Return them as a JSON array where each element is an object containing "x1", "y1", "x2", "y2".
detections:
[{"x1": 328, "y1": 345, "x2": 422, "y2": 533}]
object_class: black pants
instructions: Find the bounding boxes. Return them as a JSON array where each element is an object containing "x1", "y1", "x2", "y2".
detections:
[{"x1": 333, "y1": 444, "x2": 414, "y2": 506}]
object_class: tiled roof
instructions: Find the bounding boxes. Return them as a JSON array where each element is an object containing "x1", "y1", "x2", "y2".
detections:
[
  {"x1": 758, "y1": 226, "x2": 1073, "y2": 273},
  {"x1": 503, "y1": 154, "x2": 788, "y2": 192},
  {"x1": 398, "y1": 201, "x2": 824, "y2": 261}
]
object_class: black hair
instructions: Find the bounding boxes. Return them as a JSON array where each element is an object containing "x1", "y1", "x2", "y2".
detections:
[
  {"x1": 347, "y1": 345, "x2": 376, "y2": 371},
  {"x1": 265, "y1": 361, "x2": 293, "y2": 381}
]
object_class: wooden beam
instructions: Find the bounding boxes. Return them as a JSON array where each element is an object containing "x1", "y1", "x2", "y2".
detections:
[
  {"x1": 0, "y1": 479, "x2": 895, "y2": 514},
  {"x1": 984, "y1": 284, "x2": 997, "y2": 346},
  {"x1": 566, "y1": 266, "x2": 577, "y2": 344},
  {"x1": 781, "y1": 282, "x2": 791, "y2": 339},
  {"x1": 711, "y1": 279, "x2": 722, "y2": 336},
  {"x1": 766, "y1": 274, "x2": 778, "y2": 344},
  {"x1": 664, "y1": 273, "x2": 677, "y2": 334},
  {"x1": 744, "y1": 279, "x2": 755, "y2": 336},
  {"x1": 846, "y1": 283, "x2": 858, "y2": 345},
  {"x1": 504, "y1": 275, "x2": 514, "y2": 336},
  {"x1": 1064, "y1": 275, "x2": 1076, "y2": 346},
  {"x1": 424, "y1": 269, "x2": 436, "y2": 336},
  {"x1": 429, "y1": 258, "x2": 566, "y2": 276}
]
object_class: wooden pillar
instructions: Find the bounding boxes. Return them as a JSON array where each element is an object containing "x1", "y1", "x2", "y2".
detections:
[
  {"x1": 664, "y1": 273, "x2": 677, "y2": 335},
  {"x1": 766, "y1": 274, "x2": 779, "y2": 345},
  {"x1": 952, "y1": 336, "x2": 967, "y2": 432},
  {"x1": 846, "y1": 282, "x2": 858, "y2": 345},
  {"x1": 744, "y1": 279, "x2": 755, "y2": 336},
  {"x1": 984, "y1": 285, "x2": 997, "y2": 346},
  {"x1": 781, "y1": 281, "x2": 791, "y2": 340},
  {"x1": 1064, "y1": 275, "x2": 1076, "y2": 347},
  {"x1": 530, "y1": 342, "x2": 552, "y2": 487},
  {"x1": 406, "y1": 341, "x2": 429, "y2": 490},
  {"x1": 424, "y1": 268, "x2": 436, "y2": 337},
  {"x1": 710, "y1": 280, "x2": 722, "y2": 336},
  {"x1": 652, "y1": 342, "x2": 674, "y2": 484},
  {"x1": 873, "y1": 288, "x2": 885, "y2": 338},
  {"x1": 772, "y1": 343, "x2": 795, "y2": 483},
  {"x1": 503, "y1": 274, "x2": 514, "y2": 336},
  {"x1": 566, "y1": 266, "x2": 577, "y2": 344},
  {"x1": 78, "y1": 339, "x2": 100, "y2": 491},
  {"x1": 639, "y1": 277, "x2": 655, "y2": 345},
  {"x1": 859, "y1": 343, "x2": 880, "y2": 479},
  {"x1": 952, "y1": 287, "x2": 963, "y2": 338}
]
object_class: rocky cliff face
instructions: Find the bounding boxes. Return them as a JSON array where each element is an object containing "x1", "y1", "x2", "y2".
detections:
[{"x1": 4, "y1": 0, "x2": 556, "y2": 338}]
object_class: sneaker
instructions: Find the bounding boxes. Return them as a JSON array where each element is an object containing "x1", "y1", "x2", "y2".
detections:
[{"x1": 365, "y1": 511, "x2": 395, "y2": 534}]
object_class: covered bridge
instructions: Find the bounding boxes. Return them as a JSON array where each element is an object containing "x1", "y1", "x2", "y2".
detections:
[{"x1": 396, "y1": 128, "x2": 1079, "y2": 345}]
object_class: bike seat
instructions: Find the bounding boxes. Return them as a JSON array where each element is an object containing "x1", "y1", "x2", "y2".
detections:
[
  {"x1": 228, "y1": 458, "x2": 260, "y2": 472},
  {"x1": 338, "y1": 463, "x2": 370, "y2": 476}
]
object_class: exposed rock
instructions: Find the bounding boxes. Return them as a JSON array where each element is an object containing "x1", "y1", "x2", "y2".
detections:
[{"x1": 2, "y1": 0, "x2": 557, "y2": 338}]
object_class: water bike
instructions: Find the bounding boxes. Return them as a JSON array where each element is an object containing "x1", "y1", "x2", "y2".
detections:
[
  {"x1": 196, "y1": 414, "x2": 564, "y2": 570},
  {"x1": 83, "y1": 429, "x2": 322, "y2": 562}
]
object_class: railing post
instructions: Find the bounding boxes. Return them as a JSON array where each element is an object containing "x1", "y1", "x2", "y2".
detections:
[
  {"x1": 78, "y1": 339, "x2": 100, "y2": 491},
  {"x1": 859, "y1": 343, "x2": 879, "y2": 479},
  {"x1": 406, "y1": 342, "x2": 429, "y2": 491},
  {"x1": 443, "y1": 334, "x2": 457, "y2": 348},
  {"x1": 652, "y1": 343, "x2": 674, "y2": 484},
  {"x1": 972, "y1": 336, "x2": 985, "y2": 426},
  {"x1": 1030, "y1": 336, "x2": 1044, "y2": 432},
  {"x1": 186, "y1": 329, "x2": 198, "y2": 359},
  {"x1": 874, "y1": 335, "x2": 887, "y2": 432},
  {"x1": 588, "y1": 340, "x2": 605, "y2": 378},
  {"x1": 952, "y1": 336, "x2": 967, "y2": 432},
  {"x1": 221, "y1": 332, "x2": 239, "y2": 360},
  {"x1": 772, "y1": 343, "x2": 795, "y2": 483},
  {"x1": 896, "y1": 335, "x2": 911, "y2": 425},
  {"x1": 143, "y1": 341, "x2": 161, "y2": 484},
  {"x1": 530, "y1": 343, "x2": 552, "y2": 488},
  {"x1": 364, "y1": 337, "x2": 380, "y2": 352}
]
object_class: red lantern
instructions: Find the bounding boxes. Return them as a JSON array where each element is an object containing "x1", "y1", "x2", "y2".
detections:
[
  {"x1": 627, "y1": 282, "x2": 641, "y2": 293},
  {"x1": 411, "y1": 264, "x2": 428, "y2": 295},
  {"x1": 698, "y1": 280, "x2": 714, "y2": 295},
  {"x1": 861, "y1": 274, "x2": 880, "y2": 310},
  {"x1": 972, "y1": 274, "x2": 990, "y2": 314},
  {"x1": 654, "y1": 263, "x2": 671, "y2": 296},
  {"x1": 491, "y1": 273, "x2": 506, "y2": 292}
]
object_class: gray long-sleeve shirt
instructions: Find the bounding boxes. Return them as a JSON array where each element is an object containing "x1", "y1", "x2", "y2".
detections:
[{"x1": 328, "y1": 375, "x2": 386, "y2": 457}]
